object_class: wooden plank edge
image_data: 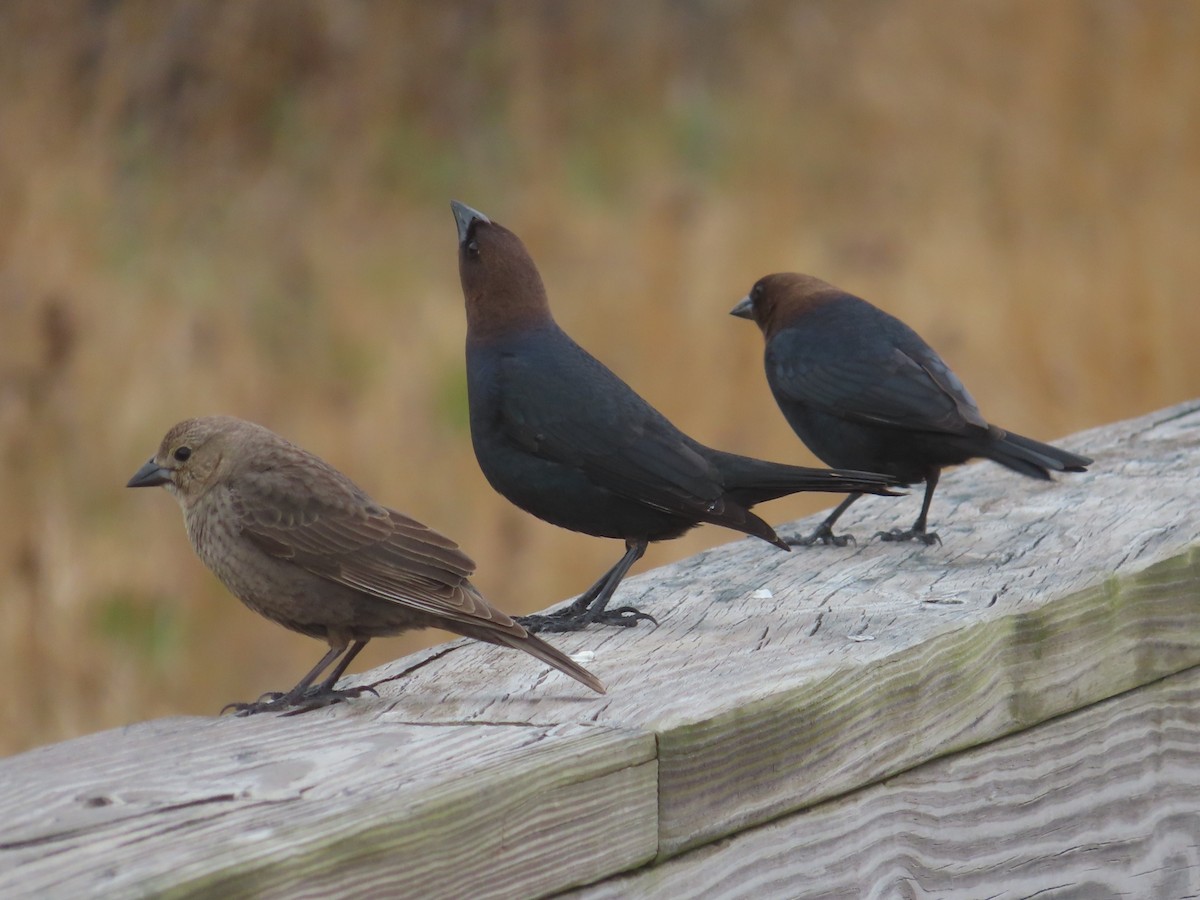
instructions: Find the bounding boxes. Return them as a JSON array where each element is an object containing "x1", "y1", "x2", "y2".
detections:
[
  {"x1": 654, "y1": 544, "x2": 1200, "y2": 856},
  {"x1": 568, "y1": 664, "x2": 1200, "y2": 899},
  {"x1": 154, "y1": 726, "x2": 657, "y2": 900},
  {"x1": 0, "y1": 724, "x2": 657, "y2": 900}
]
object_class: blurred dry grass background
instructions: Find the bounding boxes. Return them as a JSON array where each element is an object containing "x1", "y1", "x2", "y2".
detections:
[{"x1": 1, "y1": 1, "x2": 1197, "y2": 755}]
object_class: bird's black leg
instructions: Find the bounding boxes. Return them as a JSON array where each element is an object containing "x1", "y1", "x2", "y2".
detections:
[
  {"x1": 280, "y1": 640, "x2": 379, "y2": 715},
  {"x1": 784, "y1": 493, "x2": 861, "y2": 547},
  {"x1": 222, "y1": 641, "x2": 376, "y2": 717},
  {"x1": 518, "y1": 540, "x2": 656, "y2": 633},
  {"x1": 222, "y1": 645, "x2": 342, "y2": 716},
  {"x1": 877, "y1": 469, "x2": 942, "y2": 545}
]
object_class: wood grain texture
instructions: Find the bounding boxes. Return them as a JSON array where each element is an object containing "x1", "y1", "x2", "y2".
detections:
[
  {"x1": 568, "y1": 664, "x2": 1200, "y2": 900},
  {"x1": 374, "y1": 401, "x2": 1200, "y2": 857},
  {"x1": 1, "y1": 402, "x2": 1198, "y2": 897},
  {"x1": 0, "y1": 717, "x2": 656, "y2": 899}
]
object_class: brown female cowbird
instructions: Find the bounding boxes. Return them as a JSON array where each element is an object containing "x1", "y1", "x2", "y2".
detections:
[
  {"x1": 127, "y1": 416, "x2": 604, "y2": 715},
  {"x1": 451, "y1": 202, "x2": 901, "y2": 633},
  {"x1": 731, "y1": 273, "x2": 1093, "y2": 546}
]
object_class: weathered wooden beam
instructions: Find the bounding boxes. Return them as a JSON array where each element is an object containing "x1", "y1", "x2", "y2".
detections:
[
  {"x1": 0, "y1": 401, "x2": 1197, "y2": 898},
  {"x1": 0, "y1": 717, "x2": 656, "y2": 897},
  {"x1": 0, "y1": 719, "x2": 656, "y2": 898},
  {"x1": 387, "y1": 400, "x2": 1200, "y2": 858},
  {"x1": 569, "y1": 664, "x2": 1200, "y2": 899}
]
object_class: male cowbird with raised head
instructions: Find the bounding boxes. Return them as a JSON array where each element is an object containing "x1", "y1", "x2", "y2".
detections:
[
  {"x1": 127, "y1": 416, "x2": 604, "y2": 714},
  {"x1": 731, "y1": 273, "x2": 1092, "y2": 546},
  {"x1": 451, "y1": 202, "x2": 900, "y2": 633}
]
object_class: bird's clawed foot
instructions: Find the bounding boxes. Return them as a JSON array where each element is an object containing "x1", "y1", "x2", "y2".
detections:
[
  {"x1": 587, "y1": 605, "x2": 658, "y2": 630},
  {"x1": 221, "y1": 690, "x2": 288, "y2": 717},
  {"x1": 785, "y1": 524, "x2": 855, "y2": 547},
  {"x1": 875, "y1": 527, "x2": 942, "y2": 546},
  {"x1": 517, "y1": 605, "x2": 657, "y2": 634},
  {"x1": 221, "y1": 684, "x2": 378, "y2": 717},
  {"x1": 278, "y1": 684, "x2": 379, "y2": 717}
]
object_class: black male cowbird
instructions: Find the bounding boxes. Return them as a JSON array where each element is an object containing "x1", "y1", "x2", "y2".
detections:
[
  {"x1": 731, "y1": 273, "x2": 1092, "y2": 546},
  {"x1": 127, "y1": 416, "x2": 604, "y2": 715},
  {"x1": 451, "y1": 202, "x2": 900, "y2": 633}
]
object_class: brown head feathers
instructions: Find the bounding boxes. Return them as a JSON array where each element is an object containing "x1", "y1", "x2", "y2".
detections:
[
  {"x1": 452, "y1": 201, "x2": 556, "y2": 341},
  {"x1": 731, "y1": 273, "x2": 849, "y2": 341}
]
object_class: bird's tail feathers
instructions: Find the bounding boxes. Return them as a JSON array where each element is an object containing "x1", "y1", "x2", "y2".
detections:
[
  {"x1": 712, "y1": 506, "x2": 790, "y2": 549},
  {"x1": 987, "y1": 430, "x2": 1092, "y2": 480},
  {"x1": 494, "y1": 630, "x2": 606, "y2": 694},
  {"x1": 715, "y1": 452, "x2": 902, "y2": 505}
]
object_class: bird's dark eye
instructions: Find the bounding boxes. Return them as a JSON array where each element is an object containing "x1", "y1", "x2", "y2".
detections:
[
  {"x1": 173, "y1": 446, "x2": 192, "y2": 462},
  {"x1": 466, "y1": 239, "x2": 479, "y2": 256},
  {"x1": 751, "y1": 283, "x2": 763, "y2": 299}
]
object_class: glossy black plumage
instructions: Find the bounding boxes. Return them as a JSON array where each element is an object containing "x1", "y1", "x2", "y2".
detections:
[
  {"x1": 732, "y1": 273, "x2": 1092, "y2": 545},
  {"x1": 452, "y1": 203, "x2": 900, "y2": 632}
]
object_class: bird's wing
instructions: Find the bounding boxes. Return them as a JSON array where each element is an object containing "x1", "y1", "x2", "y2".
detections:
[
  {"x1": 496, "y1": 346, "x2": 728, "y2": 516},
  {"x1": 767, "y1": 328, "x2": 988, "y2": 434},
  {"x1": 228, "y1": 458, "x2": 518, "y2": 632}
]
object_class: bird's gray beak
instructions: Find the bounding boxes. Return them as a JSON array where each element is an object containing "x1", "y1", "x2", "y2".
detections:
[
  {"x1": 451, "y1": 200, "x2": 490, "y2": 244},
  {"x1": 729, "y1": 295, "x2": 755, "y2": 320},
  {"x1": 126, "y1": 458, "x2": 172, "y2": 488}
]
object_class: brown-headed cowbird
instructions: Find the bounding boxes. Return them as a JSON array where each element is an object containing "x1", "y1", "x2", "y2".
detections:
[
  {"x1": 127, "y1": 416, "x2": 604, "y2": 715},
  {"x1": 450, "y1": 202, "x2": 901, "y2": 633},
  {"x1": 731, "y1": 273, "x2": 1093, "y2": 546}
]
